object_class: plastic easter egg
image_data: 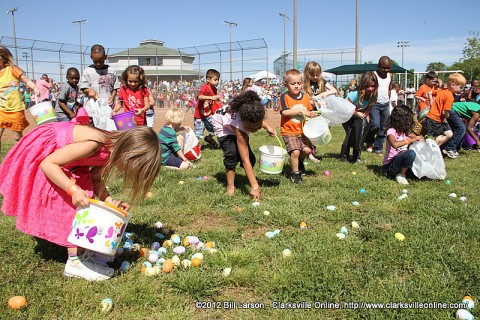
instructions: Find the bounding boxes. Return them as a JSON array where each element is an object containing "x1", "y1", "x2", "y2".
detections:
[
  {"x1": 359, "y1": 188, "x2": 366, "y2": 194},
  {"x1": 8, "y1": 296, "x2": 27, "y2": 310},
  {"x1": 120, "y1": 261, "x2": 131, "y2": 273},
  {"x1": 335, "y1": 233, "x2": 346, "y2": 240},
  {"x1": 155, "y1": 221, "x2": 164, "y2": 229},
  {"x1": 445, "y1": 179, "x2": 452, "y2": 185},
  {"x1": 116, "y1": 247, "x2": 124, "y2": 256},
  {"x1": 191, "y1": 257, "x2": 202, "y2": 267},
  {"x1": 182, "y1": 259, "x2": 192, "y2": 268},
  {"x1": 124, "y1": 233, "x2": 134, "y2": 240},
  {"x1": 163, "y1": 240, "x2": 172, "y2": 247},
  {"x1": 143, "y1": 261, "x2": 153, "y2": 268},
  {"x1": 273, "y1": 229, "x2": 280, "y2": 235},
  {"x1": 173, "y1": 246, "x2": 186, "y2": 255},
  {"x1": 204, "y1": 241, "x2": 215, "y2": 249},
  {"x1": 101, "y1": 298, "x2": 113, "y2": 313},
  {"x1": 351, "y1": 221, "x2": 360, "y2": 229},
  {"x1": 153, "y1": 265, "x2": 162, "y2": 275},
  {"x1": 206, "y1": 248, "x2": 218, "y2": 254},
  {"x1": 455, "y1": 309, "x2": 474, "y2": 320},
  {"x1": 397, "y1": 194, "x2": 408, "y2": 201},
  {"x1": 155, "y1": 258, "x2": 165, "y2": 267},
  {"x1": 352, "y1": 171, "x2": 357, "y2": 175},
  {"x1": 222, "y1": 267, "x2": 232, "y2": 277},
  {"x1": 155, "y1": 233, "x2": 165, "y2": 239},
  {"x1": 139, "y1": 247, "x2": 149, "y2": 256},
  {"x1": 265, "y1": 231, "x2": 275, "y2": 238},
  {"x1": 402, "y1": 189, "x2": 408, "y2": 194},
  {"x1": 235, "y1": 207, "x2": 244, "y2": 213},
  {"x1": 144, "y1": 266, "x2": 157, "y2": 276},
  {"x1": 192, "y1": 252, "x2": 204, "y2": 261},
  {"x1": 282, "y1": 249, "x2": 292, "y2": 258},
  {"x1": 158, "y1": 247, "x2": 167, "y2": 255},
  {"x1": 151, "y1": 242, "x2": 160, "y2": 250},
  {"x1": 132, "y1": 243, "x2": 141, "y2": 251},
  {"x1": 252, "y1": 201, "x2": 261, "y2": 207},
  {"x1": 449, "y1": 193, "x2": 457, "y2": 198},
  {"x1": 340, "y1": 226, "x2": 348, "y2": 235},
  {"x1": 179, "y1": 180, "x2": 185, "y2": 185},
  {"x1": 462, "y1": 296, "x2": 475, "y2": 309},
  {"x1": 172, "y1": 255, "x2": 181, "y2": 266},
  {"x1": 188, "y1": 236, "x2": 200, "y2": 245},
  {"x1": 148, "y1": 252, "x2": 159, "y2": 263},
  {"x1": 299, "y1": 221, "x2": 307, "y2": 229},
  {"x1": 203, "y1": 176, "x2": 209, "y2": 180},
  {"x1": 146, "y1": 192, "x2": 153, "y2": 199},
  {"x1": 324, "y1": 170, "x2": 331, "y2": 176},
  {"x1": 196, "y1": 177, "x2": 203, "y2": 181},
  {"x1": 263, "y1": 210, "x2": 270, "y2": 216},
  {"x1": 196, "y1": 242, "x2": 205, "y2": 250},
  {"x1": 351, "y1": 201, "x2": 360, "y2": 206},
  {"x1": 171, "y1": 235, "x2": 181, "y2": 244},
  {"x1": 326, "y1": 205, "x2": 336, "y2": 212},
  {"x1": 459, "y1": 196, "x2": 467, "y2": 202},
  {"x1": 394, "y1": 233, "x2": 406, "y2": 241},
  {"x1": 183, "y1": 237, "x2": 190, "y2": 247},
  {"x1": 162, "y1": 259, "x2": 174, "y2": 273}
]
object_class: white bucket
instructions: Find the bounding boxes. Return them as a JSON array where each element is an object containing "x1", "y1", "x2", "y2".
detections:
[
  {"x1": 29, "y1": 101, "x2": 57, "y2": 125},
  {"x1": 303, "y1": 117, "x2": 332, "y2": 146},
  {"x1": 67, "y1": 199, "x2": 131, "y2": 256},
  {"x1": 259, "y1": 145, "x2": 287, "y2": 174}
]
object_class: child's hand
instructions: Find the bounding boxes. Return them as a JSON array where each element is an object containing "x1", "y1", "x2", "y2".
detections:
[
  {"x1": 307, "y1": 111, "x2": 318, "y2": 118},
  {"x1": 250, "y1": 185, "x2": 261, "y2": 200},
  {"x1": 135, "y1": 109, "x2": 144, "y2": 116},
  {"x1": 184, "y1": 126, "x2": 191, "y2": 133},
  {"x1": 413, "y1": 135, "x2": 425, "y2": 142},
  {"x1": 71, "y1": 188, "x2": 91, "y2": 208},
  {"x1": 33, "y1": 87, "x2": 40, "y2": 97},
  {"x1": 267, "y1": 128, "x2": 277, "y2": 137},
  {"x1": 105, "y1": 197, "x2": 130, "y2": 211},
  {"x1": 88, "y1": 89, "x2": 98, "y2": 100}
]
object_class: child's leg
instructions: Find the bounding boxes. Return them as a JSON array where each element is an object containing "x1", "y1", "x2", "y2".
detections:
[
  {"x1": 0, "y1": 128, "x2": 4, "y2": 152},
  {"x1": 436, "y1": 130, "x2": 453, "y2": 147},
  {"x1": 226, "y1": 168, "x2": 235, "y2": 195},
  {"x1": 340, "y1": 120, "x2": 353, "y2": 160},
  {"x1": 290, "y1": 149, "x2": 301, "y2": 172},
  {"x1": 203, "y1": 117, "x2": 218, "y2": 148},
  {"x1": 177, "y1": 134, "x2": 185, "y2": 150},
  {"x1": 352, "y1": 117, "x2": 367, "y2": 161},
  {"x1": 308, "y1": 145, "x2": 320, "y2": 162},
  {"x1": 385, "y1": 150, "x2": 416, "y2": 182}
]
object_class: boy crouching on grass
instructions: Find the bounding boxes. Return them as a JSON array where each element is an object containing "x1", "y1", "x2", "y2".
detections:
[{"x1": 279, "y1": 69, "x2": 318, "y2": 184}]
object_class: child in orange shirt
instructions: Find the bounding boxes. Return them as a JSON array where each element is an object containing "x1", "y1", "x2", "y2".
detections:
[
  {"x1": 423, "y1": 73, "x2": 466, "y2": 150},
  {"x1": 414, "y1": 71, "x2": 437, "y2": 113},
  {"x1": 280, "y1": 69, "x2": 318, "y2": 184}
]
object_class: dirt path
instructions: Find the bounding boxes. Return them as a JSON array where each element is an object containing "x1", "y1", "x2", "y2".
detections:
[{"x1": 2, "y1": 107, "x2": 282, "y2": 140}]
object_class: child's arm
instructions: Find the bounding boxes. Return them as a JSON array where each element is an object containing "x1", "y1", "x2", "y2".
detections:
[
  {"x1": 262, "y1": 121, "x2": 276, "y2": 136},
  {"x1": 466, "y1": 112, "x2": 480, "y2": 148},
  {"x1": 58, "y1": 100, "x2": 76, "y2": 119},
  {"x1": 318, "y1": 82, "x2": 338, "y2": 98},
  {"x1": 135, "y1": 95, "x2": 151, "y2": 116},
  {"x1": 108, "y1": 89, "x2": 117, "y2": 107},
  {"x1": 198, "y1": 94, "x2": 220, "y2": 101},
  {"x1": 234, "y1": 127, "x2": 260, "y2": 200},
  {"x1": 387, "y1": 133, "x2": 423, "y2": 149},
  {"x1": 281, "y1": 107, "x2": 317, "y2": 118},
  {"x1": 19, "y1": 74, "x2": 40, "y2": 96},
  {"x1": 112, "y1": 100, "x2": 123, "y2": 115}
]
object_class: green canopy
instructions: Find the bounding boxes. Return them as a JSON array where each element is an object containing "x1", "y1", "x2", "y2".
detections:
[{"x1": 325, "y1": 64, "x2": 409, "y2": 75}]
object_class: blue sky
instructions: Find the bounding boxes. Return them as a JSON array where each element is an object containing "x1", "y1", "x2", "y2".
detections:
[{"x1": 1, "y1": 0, "x2": 478, "y2": 78}]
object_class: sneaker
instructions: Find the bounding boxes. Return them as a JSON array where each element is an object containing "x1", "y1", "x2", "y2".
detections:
[
  {"x1": 340, "y1": 155, "x2": 348, "y2": 162},
  {"x1": 83, "y1": 250, "x2": 115, "y2": 265},
  {"x1": 63, "y1": 253, "x2": 114, "y2": 281},
  {"x1": 366, "y1": 146, "x2": 373, "y2": 153},
  {"x1": 373, "y1": 150, "x2": 383, "y2": 156},
  {"x1": 395, "y1": 174, "x2": 409, "y2": 185},
  {"x1": 445, "y1": 150, "x2": 458, "y2": 159},
  {"x1": 290, "y1": 171, "x2": 303, "y2": 184},
  {"x1": 453, "y1": 151, "x2": 460, "y2": 157}
]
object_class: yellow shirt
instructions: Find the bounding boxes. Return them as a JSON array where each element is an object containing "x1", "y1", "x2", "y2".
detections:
[{"x1": 0, "y1": 65, "x2": 25, "y2": 112}]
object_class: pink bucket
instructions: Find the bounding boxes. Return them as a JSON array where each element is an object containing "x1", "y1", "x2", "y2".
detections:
[{"x1": 112, "y1": 110, "x2": 136, "y2": 130}]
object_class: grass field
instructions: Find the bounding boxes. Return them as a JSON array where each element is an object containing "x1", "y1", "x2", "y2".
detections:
[{"x1": 1, "y1": 126, "x2": 479, "y2": 319}]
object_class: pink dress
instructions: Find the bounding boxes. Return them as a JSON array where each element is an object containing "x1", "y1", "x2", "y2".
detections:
[{"x1": 0, "y1": 121, "x2": 110, "y2": 247}]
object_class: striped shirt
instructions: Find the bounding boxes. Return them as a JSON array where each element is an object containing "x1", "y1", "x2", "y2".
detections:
[{"x1": 158, "y1": 125, "x2": 180, "y2": 165}]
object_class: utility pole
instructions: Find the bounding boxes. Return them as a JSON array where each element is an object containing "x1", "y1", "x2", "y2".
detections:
[
  {"x1": 223, "y1": 21, "x2": 237, "y2": 82},
  {"x1": 279, "y1": 13, "x2": 291, "y2": 76},
  {"x1": 72, "y1": 19, "x2": 88, "y2": 72},
  {"x1": 22, "y1": 52, "x2": 30, "y2": 78},
  {"x1": 6, "y1": 7, "x2": 19, "y2": 65}
]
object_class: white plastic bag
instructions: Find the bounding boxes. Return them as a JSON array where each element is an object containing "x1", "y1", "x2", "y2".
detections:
[
  {"x1": 182, "y1": 128, "x2": 201, "y2": 160},
  {"x1": 314, "y1": 95, "x2": 355, "y2": 125},
  {"x1": 410, "y1": 139, "x2": 446, "y2": 180},
  {"x1": 84, "y1": 98, "x2": 117, "y2": 131}
]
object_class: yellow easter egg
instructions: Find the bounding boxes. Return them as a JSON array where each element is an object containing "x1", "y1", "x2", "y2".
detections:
[
  {"x1": 299, "y1": 221, "x2": 307, "y2": 229},
  {"x1": 394, "y1": 233, "x2": 406, "y2": 241},
  {"x1": 183, "y1": 237, "x2": 190, "y2": 247},
  {"x1": 204, "y1": 241, "x2": 215, "y2": 248},
  {"x1": 146, "y1": 192, "x2": 153, "y2": 199},
  {"x1": 162, "y1": 240, "x2": 172, "y2": 247},
  {"x1": 191, "y1": 257, "x2": 202, "y2": 267}
]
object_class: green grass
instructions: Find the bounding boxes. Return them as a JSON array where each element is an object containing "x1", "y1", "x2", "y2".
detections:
[{"x1": 1, "y1": 126, "x2": 479, "y2": 319}]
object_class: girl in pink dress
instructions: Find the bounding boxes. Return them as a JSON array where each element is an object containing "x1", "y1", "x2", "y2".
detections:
[
  {"x1": 0, "y1": 120, "x2": 161, "y2": 281},
  {"x1": 113, "y1": 65, "x2": 150, "y2": 126}
]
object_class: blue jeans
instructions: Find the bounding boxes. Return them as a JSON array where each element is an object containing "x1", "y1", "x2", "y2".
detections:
[
  {"x1": 445, "y1": 111, "x2": 465, "y2": 152},
  {"x1": 366, "y1": 102, "x2": 389, "y2": 152},
  {"x1": 383, "y1": 150, "x2": 416, "y2": 178}
]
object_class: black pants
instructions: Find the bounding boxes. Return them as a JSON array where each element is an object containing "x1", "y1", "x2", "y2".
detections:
[{"x1": 341, "y1": 116, "x2": 369, "y2": 161}]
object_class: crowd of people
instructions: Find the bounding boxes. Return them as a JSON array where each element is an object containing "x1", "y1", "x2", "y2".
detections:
[{"x1": 1, "y1": 43, "x2": 479, "y2": 282}]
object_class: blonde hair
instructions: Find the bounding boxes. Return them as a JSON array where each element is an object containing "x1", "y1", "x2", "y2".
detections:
[
  {"x1": 448, "y1": 73, "x2": 466, "y2": 86},
  {"x1": 284, "y1": 69, "x2": 302, "y2": 83},
  {"x1": 165, "y1": 107, "x2": 184, "y2": 125},
  {"x1": 303, "y1": 61, "x2": 325, "y2": 97},
  {"x1": 101, "y1": 126, "x2": 161, "y2": 203},
  {"x1": 241, "y1": 77, "x2": 253, "y2": 92},
  {"x1": 357, "y1": 71, "x2": 378, "y2": 110}
]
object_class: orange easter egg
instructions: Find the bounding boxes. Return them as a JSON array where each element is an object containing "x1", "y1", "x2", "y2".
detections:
[
  {"x1": 162, "y1": 259, "x2": 174, "y2": 273},
  {"x1": 204, "y1": 241, "x2": 215, "y2": 248},
  {"x1": 191, "y1": 257, "x2": 202, "y2": 267},
  {"x1": 139, "y1": 247, "x2": 149, "y2": 256},
  {"x1": 8, "y1": 296, "x2": 27, "y2": 310}
]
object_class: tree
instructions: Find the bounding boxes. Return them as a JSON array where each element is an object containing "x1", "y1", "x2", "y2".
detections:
[
  {"x1": 459, "y1": 31, "x2": 480, "y2": 82},
  {"x1": 426, "y1": 62, "x2": 447, "y2": 72}
]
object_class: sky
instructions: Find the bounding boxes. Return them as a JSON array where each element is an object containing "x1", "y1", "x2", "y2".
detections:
[{"x1": 1, "y1": 0, "x2": 479, "y2": 80}]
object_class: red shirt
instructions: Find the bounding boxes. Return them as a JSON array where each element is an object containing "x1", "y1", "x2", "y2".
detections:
[
  {"x1": 195, "y1": 83, "x2": 221, "y2": 119},
  {"x1": 118, "y1": 86, "x2": 149, "y2": 126}
]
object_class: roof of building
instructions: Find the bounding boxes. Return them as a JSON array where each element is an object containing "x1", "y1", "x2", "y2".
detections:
[{"x1": 109, "y1": 39, "x2": 194, "y2": 58}]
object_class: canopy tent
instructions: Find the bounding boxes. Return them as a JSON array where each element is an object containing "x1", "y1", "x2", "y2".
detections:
[
  {"x1": 325, "y1": 64, "x2": 409, "y2": 75},
  {"x1": 250, "y1": 70, "x2": 278, "y2": 82}
]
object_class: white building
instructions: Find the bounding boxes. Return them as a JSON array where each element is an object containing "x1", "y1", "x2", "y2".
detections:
[{"x1": 108, "y1": 39, "x2": 201, "y2": 82}]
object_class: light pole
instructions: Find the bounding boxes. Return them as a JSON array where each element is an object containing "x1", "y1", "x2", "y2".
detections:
[
  {"x1": 72, "y1": 19, "x2": 88, "y2": 72},
  {"x1": 355, "y1": 0, "x2": 359, "y2": 64},
  {"x1": 223, "y1": 20, "x2": 237, "y2": 82},
  {"x1": 22, "y1": 52, "x2": 30, "y2": 78},
  {"x1": 279, "y1": 13, "x2": 291, "y2": 75},
  {"x1": 6, "y1": 7, "x2": 19, "y2": 65},
  {"x1": 397, "y1": 41, "x2": 410, "y2": 67},
  {"x1": 60, "y1": 64, "x2": 65, "y2": 82},
  {"x1": 293, "y1": 0, "x2": 297, "y2": 70}
]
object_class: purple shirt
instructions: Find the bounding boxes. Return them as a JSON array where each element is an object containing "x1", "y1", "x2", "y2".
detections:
[
  {"x1": 383, "y1": 127, "x2": 408, "y2": 165},
  {"x1": 211, "y1": 111, "x2": 248, "y2": 138}
]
